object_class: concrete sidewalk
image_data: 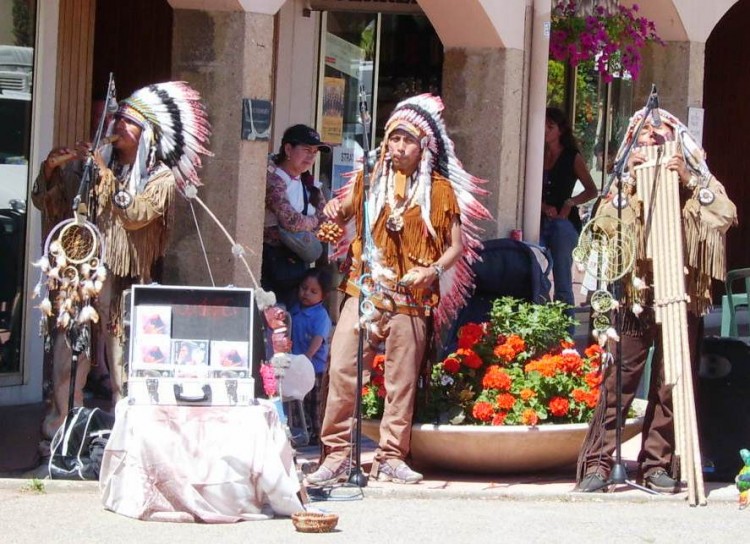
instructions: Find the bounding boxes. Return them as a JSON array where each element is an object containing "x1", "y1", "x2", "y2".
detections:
[{"x1": 0, "y1": 432, "x2": 739, "y2": 505}]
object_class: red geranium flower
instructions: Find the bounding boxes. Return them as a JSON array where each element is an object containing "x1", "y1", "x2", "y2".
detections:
[
  {"x1": 482, "y1": 365, "x2": 512, "y2": 391},
  {"x1": 472, "y1": 401, "x2": 495, "y2": 422},
  {"x1": 443, "y1": 356, "x2": 461, "y2": 374},
  {"x1": 549, "y1": 396, "x2": 570, "y2": 417},
  {"x1": 491, "y1": 412, "x2": 507, "y2": 426},
  {"x1": 457, "y1": 323, "x2": 484, "y2": 349},
  {"x1": 457, "y1": 348, "x2": 483, "y2": 369},
  {"x1": 496, "y1": 393, "x2": 516, "y2": 411}
]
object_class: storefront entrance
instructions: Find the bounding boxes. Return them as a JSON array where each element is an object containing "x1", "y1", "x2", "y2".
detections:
[{"x1": 314, "y1": 9, "x2": 443, "y2": 193}]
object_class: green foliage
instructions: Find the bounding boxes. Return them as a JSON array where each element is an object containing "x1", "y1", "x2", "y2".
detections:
[
  {"x1": 489, "y1": 297, "x2": 576, "y2": 355},
  {"x1": 20, "y1": 478, "x2": 45, "y2": 494}
]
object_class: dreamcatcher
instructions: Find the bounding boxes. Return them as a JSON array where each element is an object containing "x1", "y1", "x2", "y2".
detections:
[{"x1": 572, "y1": 214, "x2": 637, "y2": 345}]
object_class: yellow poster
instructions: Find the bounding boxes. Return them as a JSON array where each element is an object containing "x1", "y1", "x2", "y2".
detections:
[{"x1": 322, "y1": 77, "x2": 345, "y2": 145}]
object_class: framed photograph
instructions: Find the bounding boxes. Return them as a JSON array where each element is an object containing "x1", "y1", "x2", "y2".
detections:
[
  {"x1": 131, "y1": 336, "x2": 172, "y2": 372},
  {"x1": 210, "y1": 340, "x2": 250, "y2": 371},
  {"x1": 135, "y1": 305, "x2": 172, "y2": 336},
  {"x1": 171, "y1": 339, "x2": 210, "y2": 379},
  {"x1": 171, "y1": 339, "x2": 209, "y2": 366}
]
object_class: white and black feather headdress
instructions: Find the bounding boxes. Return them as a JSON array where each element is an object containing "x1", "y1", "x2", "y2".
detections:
[{"x1": 102, "y1": 81, "x2": 212, "y2": 195}]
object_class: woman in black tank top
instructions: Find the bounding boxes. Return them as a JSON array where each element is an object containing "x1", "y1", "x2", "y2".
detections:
[{"x1": 540, "y1": 108, "x2": 597, "y2": 328}]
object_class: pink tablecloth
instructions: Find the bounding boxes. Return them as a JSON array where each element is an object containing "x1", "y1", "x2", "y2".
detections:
[{"x1": 100, "y1": 400, "x2": 303, "y2": 522}]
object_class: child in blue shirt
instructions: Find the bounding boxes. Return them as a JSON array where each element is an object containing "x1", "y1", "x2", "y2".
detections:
[{"x1": 290, "y1": 267, "x2": 333, "y2": 445}]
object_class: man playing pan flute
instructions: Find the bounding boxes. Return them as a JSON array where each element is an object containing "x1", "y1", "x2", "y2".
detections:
[{"x1": 576, "y1": 108, "x2": 737, "y2": 493}]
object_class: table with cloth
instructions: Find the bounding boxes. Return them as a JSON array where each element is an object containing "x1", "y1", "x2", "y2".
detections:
[{"x1": 99, "y1": 399, "x2": 303, "y2": 522}]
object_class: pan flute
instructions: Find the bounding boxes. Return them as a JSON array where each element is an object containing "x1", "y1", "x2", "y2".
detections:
[{"x1": 634, "y1": 141, "x2": 706, "y2": 506}]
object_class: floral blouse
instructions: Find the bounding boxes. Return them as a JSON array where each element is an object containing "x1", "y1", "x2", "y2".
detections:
[{"x1": 263, "y1": 165, "x2": 326, "y2": 246}]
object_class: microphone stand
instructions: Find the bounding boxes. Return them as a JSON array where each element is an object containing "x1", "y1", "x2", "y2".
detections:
[
  {"x1": 347, "y1": 85, "x2": 372, "y2": 488},
  {"x1": 603, "y1": 84, "x2": 659, "y2": 495},
  {"x1": 60, "y1": 74, "x2": 117, "y2": 448}
]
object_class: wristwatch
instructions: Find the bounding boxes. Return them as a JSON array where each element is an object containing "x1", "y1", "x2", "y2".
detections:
[{"x1": 432, "y1": 263, "x2": 445, "y2": 279}]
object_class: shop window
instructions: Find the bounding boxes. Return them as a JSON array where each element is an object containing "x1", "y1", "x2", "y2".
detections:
[
  {"x1": 315, "y1": 11, "x2": 442, "y2": 195},
  {"x1": 547, "y1": 59, "x2": 633, "y2": 215},
  {"x1": 0, "y1": 0, "x2": 35, "y2": 375}
]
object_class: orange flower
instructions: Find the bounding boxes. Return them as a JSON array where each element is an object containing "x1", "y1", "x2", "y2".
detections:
[
  {"x1": 521, "y1": 408, "x2": 539, "y2": 426},
  {"x1": 506, "y1": 334, "x2": 526, "y2": 353},
  {"x1": 549, "y1": 396, "x2": 570, "y2": 417},
  {"x1": 493, "y1": 343, "x2": 517, "y2": 363},
  {"x1": 457, "y1": 323, "x2": 484, "y2": 349},
  {"x1": 520, "y1": 388, "x2": 536, "y2": 401},
  {"x1": 584, "y1": 344, "x2": 603, "y2": 359},
  {"x1": 491, "y1": 412, "x2": 507, "y2": 426},
  {"x1": 496, "y1": 393, "x2": 516, "y2": 410},
  {"x1": 560, "y1": 339, "x2": 575, "y2": 349},
  {"x1": 560, "y1": 352, "x2": 583, "y2": 375},
  {"x1": 373, "y1": 354, "x2": 386, "y2": 370},
  {"x1": 482, "y1": 365, "x2": 512, "y2": 391},
  {"x1": 361, "y1": 386, "x2": 370, "y2": 396},
  {"x1": 457, "y1": 348, "x2": 483, "y2": 369},
  {"x1": 472, "y1": 401, "x2": 495, "y2": 422},
  {"x1": 525, "y1": 355, "x2": 558, "y2": 378},
  {"x1": 571, "y1": 388, "x2": 588, "y2": 404},
  {"x1": 585, "y1": 371, "x2": 602, "y2": 389},
  {"x1": 585, "y1": 390, "x2": 599, "y2": 408},
  {"x1": 443, "y1": 356, "x2": 461, "y2": 374}
]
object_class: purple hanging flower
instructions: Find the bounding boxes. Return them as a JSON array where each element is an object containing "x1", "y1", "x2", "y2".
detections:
[{"x1": 550, "y1": 1, "x2": 664, "y2": 81}]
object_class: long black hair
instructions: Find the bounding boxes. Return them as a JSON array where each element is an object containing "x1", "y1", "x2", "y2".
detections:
[{"x1": 546, "y1": 107, "x2": 580, "y2": 153}]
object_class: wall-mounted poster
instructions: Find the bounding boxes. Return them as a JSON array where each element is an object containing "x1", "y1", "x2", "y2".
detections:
[
  {"x1": 321, "y1": 77, "x2": 345, "y2": 145},
  {"x1": 241, "y1": 98, "x2": 272, "y2": 141}
]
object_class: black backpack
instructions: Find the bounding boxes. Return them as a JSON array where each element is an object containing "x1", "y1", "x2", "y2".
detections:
[{"x1": 48, "y1": 407, "x2": 115, "y2": 480}]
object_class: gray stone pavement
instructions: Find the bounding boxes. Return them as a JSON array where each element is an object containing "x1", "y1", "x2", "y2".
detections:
[{"x1": 0, "y1": 475, "x2": 746, "y2": 544}]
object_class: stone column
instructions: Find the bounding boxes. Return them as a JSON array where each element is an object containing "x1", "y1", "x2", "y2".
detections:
[
  {"x1": 441, "y1": 47, "x2": 527, "y2": 240},
  {"x1": 633, "y1": 40, "x2": 706, "y2": 120},
  {"x1": 167, "y1": 9, "x2": 274, "y2": 288}
]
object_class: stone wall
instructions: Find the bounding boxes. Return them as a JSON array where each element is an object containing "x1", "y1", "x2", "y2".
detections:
[{"x1": 167, "y1": 10, "x2": 274, "y2": 288}]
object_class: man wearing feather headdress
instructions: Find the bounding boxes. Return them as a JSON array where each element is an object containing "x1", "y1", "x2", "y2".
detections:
[
  {"x1": 576, "y1": 108, "x2": 736, "y2": 494},
  {"x1": 306, "y1": 94, "x2": 490, "y2": 486},
  {"x1": 32, "y1": 82, "x2": 211, "y2": 439}
]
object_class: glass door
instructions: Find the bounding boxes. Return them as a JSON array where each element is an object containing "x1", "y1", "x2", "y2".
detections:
[
  {"x1": 0, "y1": 0, "x2": 35, "y2": 377},
  {"x1": 315, "y1": 10, "x2": 443, "y2": 194},
  {"x1": 316, "y1": 11, "x2": 379, "y2": 194}
]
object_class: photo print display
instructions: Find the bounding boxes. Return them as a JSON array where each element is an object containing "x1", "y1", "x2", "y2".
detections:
[
  {"x1": 131, "y1": 336, "x2": 172, "y2": 376},
  {"x1": 135, "y1": 305, "x2": 172, "y2": 336},
  {"x1": 171, "y1": 339, "x2": 210, "y2": 379},
  {"x1": 210, "y1": 340, "x2": 250, "y2": 378}
]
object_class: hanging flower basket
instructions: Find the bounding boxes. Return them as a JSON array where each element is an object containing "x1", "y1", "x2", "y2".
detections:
[{"x1": 550, "y1": 1, "x2": 664, "y2": 82}]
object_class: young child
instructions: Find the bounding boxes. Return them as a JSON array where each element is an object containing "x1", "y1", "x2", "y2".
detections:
[{"x1": 290, "y1": 267, "x2": 333, "y2": 445}]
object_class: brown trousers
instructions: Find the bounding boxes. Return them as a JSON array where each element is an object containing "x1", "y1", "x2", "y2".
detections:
[
  {"x1": 577, "y1": 311, "x2": 700, "y2": 481},
  {"x1": 319, "y1": 296, "x2": 427, "y2": 470}
]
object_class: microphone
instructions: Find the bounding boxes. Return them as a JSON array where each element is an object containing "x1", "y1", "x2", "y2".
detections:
[
  {"x1": 107, "y1": 98, "x2": 119, "y2": 114},
  {"x1": 649, "y1": 84, "x2": 661, "y2": 127}
]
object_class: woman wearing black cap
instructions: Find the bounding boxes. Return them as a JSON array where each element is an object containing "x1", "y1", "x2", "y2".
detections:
[{"x1": 262, "y1": 124, "x2": 331, "y2": 306}]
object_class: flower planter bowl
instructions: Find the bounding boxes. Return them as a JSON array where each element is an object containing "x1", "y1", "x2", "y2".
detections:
[{"x1": 362, "y1": 418, "x2": 643, "y2": 474}]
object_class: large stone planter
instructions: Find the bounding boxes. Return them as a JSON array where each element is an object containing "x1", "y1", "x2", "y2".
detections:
[{"x1": 361, "y1": 418, "x2": 643, "y2": 474}]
